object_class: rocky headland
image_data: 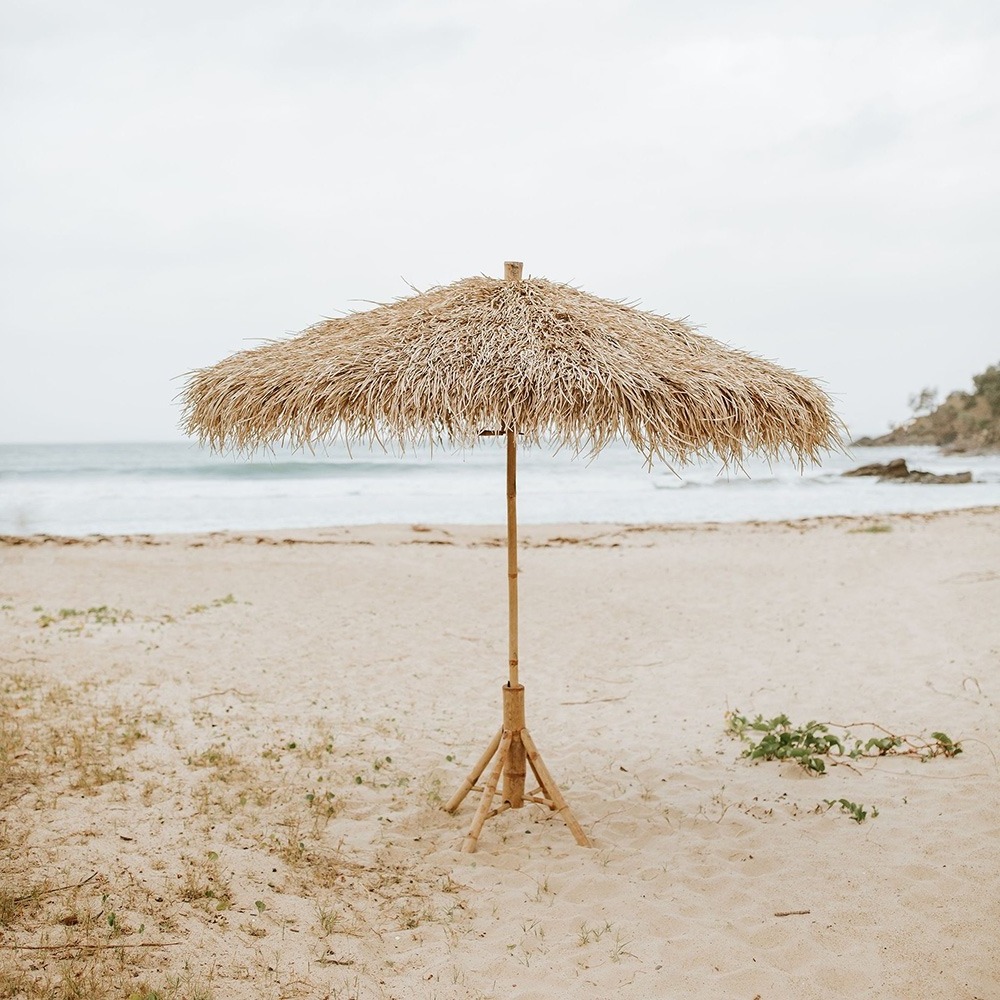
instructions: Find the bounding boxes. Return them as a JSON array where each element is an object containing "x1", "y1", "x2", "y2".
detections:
[{"x1": 853, "y1": 362, "x2": 1000, "y2": 453}]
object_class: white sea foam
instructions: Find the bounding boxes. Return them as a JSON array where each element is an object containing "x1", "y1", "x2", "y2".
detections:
[{"x1": 1, "y1": 440, "x2": 999, "y2": 536}]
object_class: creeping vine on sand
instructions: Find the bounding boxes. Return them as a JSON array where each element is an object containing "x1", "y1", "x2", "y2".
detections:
[
  {"x1": 726, "y1": 711, "x2": 961, "y2": 775},
  {"x1": 726, "y1": 711, "x2": 962, "y2": 822}
]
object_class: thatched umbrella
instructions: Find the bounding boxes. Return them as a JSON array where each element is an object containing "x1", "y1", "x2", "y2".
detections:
[{"x1": 182, "y1": 261, "x2": 841, "y2": 853}]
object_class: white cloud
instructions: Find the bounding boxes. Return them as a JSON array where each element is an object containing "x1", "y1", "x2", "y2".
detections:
[{"x1": 1, "y1": 0, "x2": 997, "y2": 441}]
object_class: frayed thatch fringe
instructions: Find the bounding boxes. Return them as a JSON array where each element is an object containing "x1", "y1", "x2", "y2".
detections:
[{"x1": 181, "y1": 272, "x2": 842, "y2": 465}]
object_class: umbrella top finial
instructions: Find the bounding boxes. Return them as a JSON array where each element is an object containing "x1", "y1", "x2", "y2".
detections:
[{"x1": 504, "y1": 261, "x2": 523, "y2": 282}]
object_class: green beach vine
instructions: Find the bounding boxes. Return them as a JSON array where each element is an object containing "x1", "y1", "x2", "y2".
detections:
[{"x1": 726, "y1": 710, "x2": 962, "y2": 822}]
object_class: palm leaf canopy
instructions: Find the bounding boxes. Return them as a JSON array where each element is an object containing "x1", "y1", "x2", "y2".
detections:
[{"x1": 182, "y1": 270, "x2": 841, "y2": 464}]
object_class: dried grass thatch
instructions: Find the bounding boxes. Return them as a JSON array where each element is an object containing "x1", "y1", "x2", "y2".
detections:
[{"x1": 182, "y1": 270, "x2": 841, "y2": 464}]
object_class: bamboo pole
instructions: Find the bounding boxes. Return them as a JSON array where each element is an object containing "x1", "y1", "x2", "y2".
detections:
[
  {"x1": 504, "y1": 260, "x2": 522, "y2": 690},
  {"x1": 506, "y1": 428, "x2": 519, "y2": 688}
]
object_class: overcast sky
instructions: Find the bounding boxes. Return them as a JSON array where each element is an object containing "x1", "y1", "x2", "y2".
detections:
[{"x1": 1, "y1": 0, "x2": 997, "y2": 443}]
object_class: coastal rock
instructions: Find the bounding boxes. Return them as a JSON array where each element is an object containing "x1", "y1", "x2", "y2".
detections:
[
  {"x1": 844, "y1": 458, "x2": 910, "y2": 479},
  {"x1": 907, "y1": 470, "x2": 973, "y2": 484},
  {"x1": 843, "y1": 458, "x2": 972, "y2": 484}
]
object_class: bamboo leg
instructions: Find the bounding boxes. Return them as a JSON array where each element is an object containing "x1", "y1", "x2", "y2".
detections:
[
  {"x1": 444, "y1": 727, "x2": 503, "y2": 814},
  {"x1": 461, "y1": 731, "x2": 512, "y2": 853},
  {"x1": 525, "y1": 744, "x2": 545, "y2": 790},
  {"x1": 520, "y1": 729, "x2": 592, "y2": 848}
]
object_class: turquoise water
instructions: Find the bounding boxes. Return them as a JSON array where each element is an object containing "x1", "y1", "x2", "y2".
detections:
[{"x1": 1, "y1": 440, "x2": 999, "y2": 536}]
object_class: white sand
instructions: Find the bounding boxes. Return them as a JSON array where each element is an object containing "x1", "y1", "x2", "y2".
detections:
[{"x1": 1, "y1": 508, "x2": 998, "y2": 998}]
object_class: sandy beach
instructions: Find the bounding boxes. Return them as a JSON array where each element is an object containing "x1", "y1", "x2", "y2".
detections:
[{"x1": 2, "y1": 508, "x2": 998, "y2": 999}]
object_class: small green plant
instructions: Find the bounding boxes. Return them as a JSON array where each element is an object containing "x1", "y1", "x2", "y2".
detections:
[
  {"x1": 825, "y1": 798, "x2": 877, "y2": 823},
  {"x1": 317, "y1": 905, "x2": 339, "y2": 935},
  {"x1": 36, "y1": 605, "x2": 135, "y2": 630},
  {"x1": 305, "y1": 789, "x2": 340, "y2": 821},
  {"x1": 609, "y1": 928, "x2": 637, "y2": 963},
  {"x1": 35, "y1": 593, "x2": 239, "y2": 630},
  {"x1": 928, "y1": 731, "x2": 962, "y2": 757},
  {"x1": 726, "y1": 712, "x2": 843, "y2": 773},
  {"x1": 179, "y1": 852, "x2": 232, "y2": 910},
  {"x1": 186, "y1": 594, "x2": 237, "y2": 615}
]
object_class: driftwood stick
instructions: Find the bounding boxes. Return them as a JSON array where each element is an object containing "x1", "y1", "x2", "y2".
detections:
[
  {"x1": 559, "y1": 695, "x2": 628, "y2": 706},
  {"x1": 191, "y1": 688, "x2": 252, "y2": 701},
  {"x1": 2, "y1": 940, "x2": 181, "y2": 951},
  {"x1": 14, "y1": 871, "x2": 98, "y2": 903}
]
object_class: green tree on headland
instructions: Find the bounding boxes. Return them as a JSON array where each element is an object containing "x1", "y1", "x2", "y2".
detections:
[
  {"x1": 972, "y1": 364, "x2": 1000, "y2": 417},
  {"x1": 907, "y1": 386, "x2": 939, "y2": 417},
  {"x1": 854, "y1": 361, "x2": 1000, "y2": 453}
]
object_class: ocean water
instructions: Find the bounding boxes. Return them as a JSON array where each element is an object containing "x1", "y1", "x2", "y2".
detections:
[{"x1": 1, "y1": 440, "x2": 999, "y2": 537}]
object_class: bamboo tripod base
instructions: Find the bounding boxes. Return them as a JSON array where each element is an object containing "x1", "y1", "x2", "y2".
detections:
[{"x1": 444, "y1": 685, "x2": 593, "y2": 853}]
